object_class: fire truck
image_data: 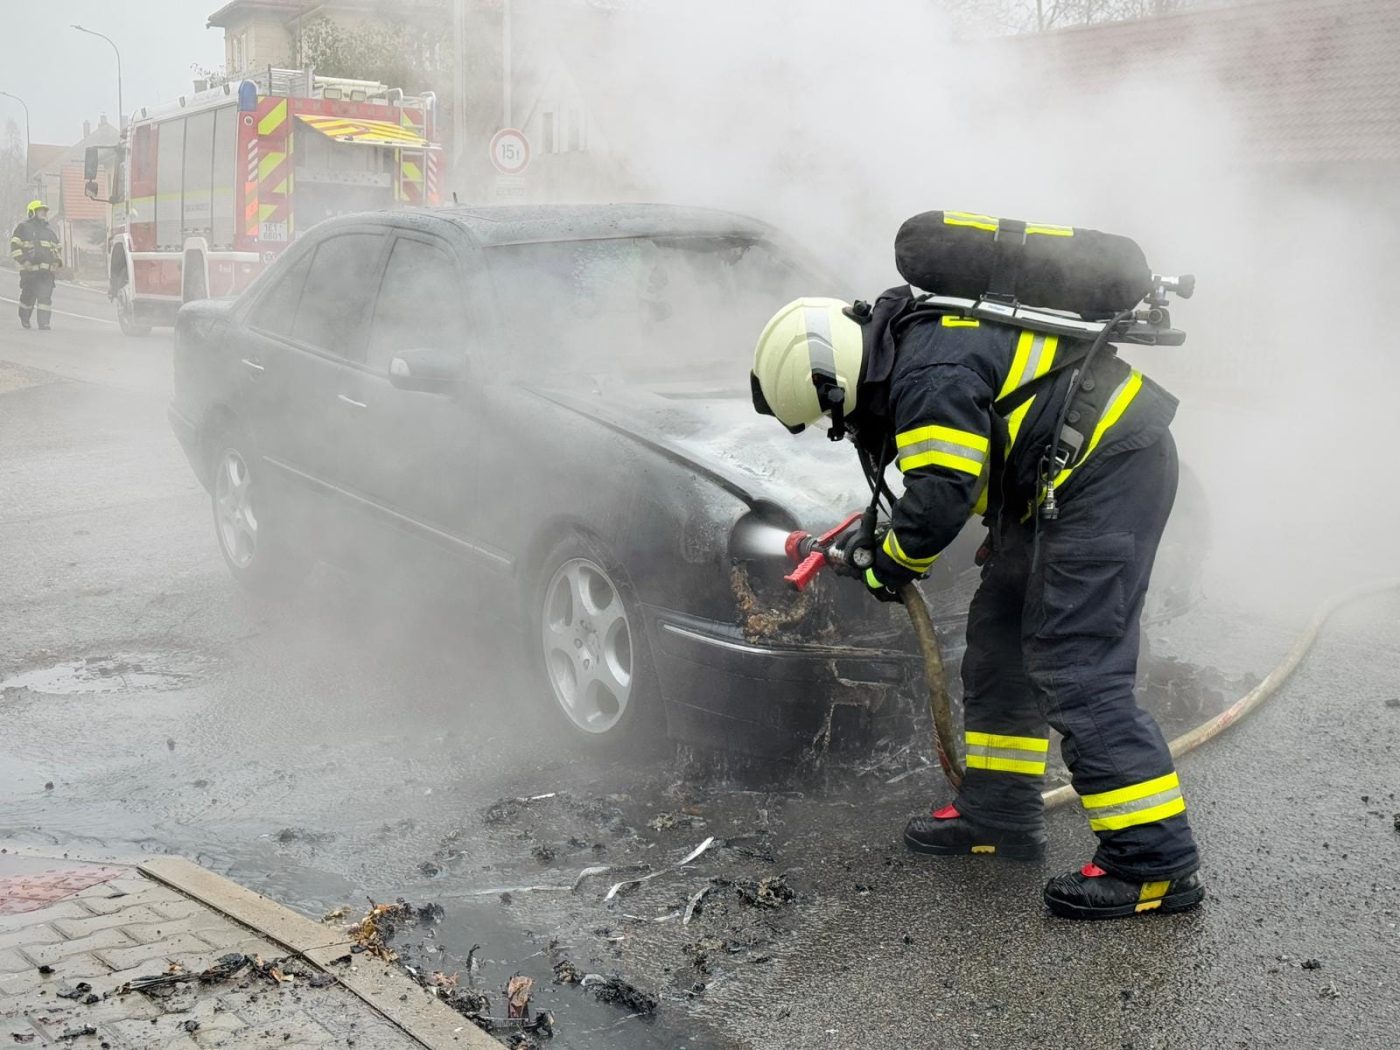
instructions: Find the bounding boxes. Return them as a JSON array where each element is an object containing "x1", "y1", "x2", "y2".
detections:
[{"x1": 86, "y1": 68, "x2": 442, "y2": 335}]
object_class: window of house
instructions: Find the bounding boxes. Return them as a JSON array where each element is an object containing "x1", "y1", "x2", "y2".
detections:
[
  {"x1": 567, "y1": 108, "x2": 584, "y2": 152},
  {"x1": 542, "y1": 111, "x2": 557, "y2": 154},
  {"x1": 366, "y1": 236, "x2": 464, "y2": 371},
  {"x1": 290, "y1": 231, "x2": 386, "y2": 359}
]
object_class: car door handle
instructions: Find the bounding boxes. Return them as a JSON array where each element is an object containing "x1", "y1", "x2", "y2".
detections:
[
  {"x1": 240, "y1": 357, "x2": 265, "y2": 375},
  {"x1": 336, "y1": 394, "x2": 368, "y2": 410}
]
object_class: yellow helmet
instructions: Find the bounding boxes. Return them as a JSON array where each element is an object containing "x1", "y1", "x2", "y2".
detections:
[
  {"x1": 26, "y1": 200, "x2": 48, "y2": 216},
  {"x1": 751, "y1": 297, "x2": 864, "y2": 434}
]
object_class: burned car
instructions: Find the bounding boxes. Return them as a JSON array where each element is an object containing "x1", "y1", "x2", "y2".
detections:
[{"x1": 169, "y1": 204, "x2": 1203, "y2": 755}]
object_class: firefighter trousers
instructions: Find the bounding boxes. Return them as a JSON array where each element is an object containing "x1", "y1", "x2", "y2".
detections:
[
  {"x1": 955, "y1": 431, "x2": 1200, "y2": 881},
  {"x1": 19, "y1": 271, "x2": 54, "y2": 328}
]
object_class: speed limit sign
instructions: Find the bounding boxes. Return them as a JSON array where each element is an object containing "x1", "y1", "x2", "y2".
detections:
[{"x1": 489, "y1": 128, "x2": 530, "y2": 176}]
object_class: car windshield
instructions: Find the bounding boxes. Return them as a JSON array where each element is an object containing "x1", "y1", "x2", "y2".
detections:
[{"x1": 485, "y1": 234, "x2": 827, "y2": 384}]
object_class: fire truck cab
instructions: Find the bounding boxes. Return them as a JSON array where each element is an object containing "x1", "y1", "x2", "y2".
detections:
[{"x1": 87, "y1": 68, "x2": 441, "y2": 335}]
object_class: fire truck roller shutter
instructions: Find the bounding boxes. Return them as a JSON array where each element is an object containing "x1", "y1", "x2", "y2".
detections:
[{"x1": 292, "y1": 115, "x2": 432, "y2": 148}]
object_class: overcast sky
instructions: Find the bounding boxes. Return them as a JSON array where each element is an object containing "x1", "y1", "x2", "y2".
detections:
[{"x1": 2, "y1": 0, "x2": 226, "y2": 144}]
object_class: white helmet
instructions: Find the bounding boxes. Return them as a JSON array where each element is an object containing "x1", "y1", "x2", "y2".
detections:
[{"x1": 750, "y1": 297, "x2": 864, "y2": 435}]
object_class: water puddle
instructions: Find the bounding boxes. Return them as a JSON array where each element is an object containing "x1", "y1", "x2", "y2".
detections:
[{"x1": 0, "y1": 653, "x2": 200, "y2": 695}]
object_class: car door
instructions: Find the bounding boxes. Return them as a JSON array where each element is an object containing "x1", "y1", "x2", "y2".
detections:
[
  {"x1": 238, "y1": 225, "x2": 390, "y2": 504},
  {"x1": 338, "y1": 230, "x2": 507, "y2": 571}
]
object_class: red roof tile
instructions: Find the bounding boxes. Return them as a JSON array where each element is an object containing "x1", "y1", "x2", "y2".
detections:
[{"x1": 1020, "y1": 0, "x2": 1400, "y2": 163}]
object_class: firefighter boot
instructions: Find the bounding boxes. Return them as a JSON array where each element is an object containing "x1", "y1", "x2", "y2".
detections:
[
  {"x1": 18, "y1": 306, "x2": 31, "y2": 329},
  {"x1": 903, "y1": 804, "x2": 1046, "y2": 861},
  {"x1": 1044, "y1": 862, "x2": 1204, "y2": 920}
]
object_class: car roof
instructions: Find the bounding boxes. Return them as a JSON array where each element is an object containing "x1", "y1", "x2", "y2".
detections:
[{"x1": 423, "y1": 202, "x2": 774, "y2": 248}]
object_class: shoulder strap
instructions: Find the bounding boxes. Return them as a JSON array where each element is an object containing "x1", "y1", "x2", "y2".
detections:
[{"x1": 990, "y1": 345, "x2": 1093, "y2": 418}]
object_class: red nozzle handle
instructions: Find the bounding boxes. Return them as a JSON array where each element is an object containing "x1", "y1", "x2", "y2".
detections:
[{"x1": 785, "y1": 551, "x2": 827, "y2": 591}]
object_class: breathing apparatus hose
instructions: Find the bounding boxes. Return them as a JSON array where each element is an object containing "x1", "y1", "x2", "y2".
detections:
[{"x1": 897, "y1": 577, "x2": 1400, "y2": 810}]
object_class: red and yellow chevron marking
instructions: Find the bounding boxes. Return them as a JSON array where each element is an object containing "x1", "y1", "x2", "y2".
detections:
[
  {"x1": 243, "y1": 137, "x2": 259, "y2": 238},
  {"x1": 258, "y1": 98, "x2": 289, "y2": 137},
  {"x1": 296, "y1": 113, "x2": 429, "y2": 147},
  {"x1": 425, "y1": 153, "x2": 440, "y2": 205},
  {"x1": 399, "y1": 154, "x2": 424, "y2": 205}
]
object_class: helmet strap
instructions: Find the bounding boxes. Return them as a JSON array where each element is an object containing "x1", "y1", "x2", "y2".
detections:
[{"x1": 813, "y1": 374, "x2": 846, "y2": 442}]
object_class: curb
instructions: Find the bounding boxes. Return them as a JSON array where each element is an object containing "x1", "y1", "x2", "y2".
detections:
[
  {"x1": 1, "y1": 844, "x2": 499, "y2": 1050},
  {"x1": 138, "y1": 856, "x2": 501, "y2": 1050}
]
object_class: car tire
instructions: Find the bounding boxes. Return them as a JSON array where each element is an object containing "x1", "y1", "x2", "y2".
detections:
[
  {"x1": 530, "y1": 532, "x2": 660, "y2": 749},
  {"x1": 116, "y1": 285, "x2": 151, "y2": 337},
  {"x1": 208, "y1": 425, "x2": 306, "y2": 596}
]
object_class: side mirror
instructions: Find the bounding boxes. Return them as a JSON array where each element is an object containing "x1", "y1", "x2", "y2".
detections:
[
  {"x1": 388, "y1": 347, "x2": 467, "y2": 393},
  {"x1": 84, "y1": 180, "x2": 99, "y2": 200},
  {"x1": 84, "y1": 146, "x2": 100, "y2": 181}
]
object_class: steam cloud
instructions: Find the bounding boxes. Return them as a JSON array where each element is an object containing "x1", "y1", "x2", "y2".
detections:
[{"x1": 540, "y1": 0, "x2": 1397, "y2": 612}]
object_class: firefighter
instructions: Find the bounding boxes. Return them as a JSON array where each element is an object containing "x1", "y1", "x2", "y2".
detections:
[
  {"x1": 10, "y1": 200, "x2": 61, "y2": 330},
  {"x1": 750, "y1": 293, "x2": 1203, "y2": 920}
]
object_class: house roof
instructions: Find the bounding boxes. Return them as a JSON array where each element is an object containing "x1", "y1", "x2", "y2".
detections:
[
  {"x1": 1021, "y1": 0, "x2": 1400, "y2": 164},
  {"x1": 206, "y1": 0, "x2": 446, "y2": 27},
  {"x1": 27, "y1": 144, "x2": 67, "y2": 175},
  {"x1": 206, "y1": 0, "x2": 302, "y2": 29}
]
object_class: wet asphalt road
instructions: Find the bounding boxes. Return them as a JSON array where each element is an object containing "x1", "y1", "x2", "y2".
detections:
[{"x1": 1, "y1": 292, "x2": 1398, "y2": 1049}]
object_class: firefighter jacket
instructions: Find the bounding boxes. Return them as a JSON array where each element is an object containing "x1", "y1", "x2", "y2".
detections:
[
  {"x1": 857, "y1": 302, "x2": 1177, "y2": 581},
  {"x1": 10, "y1": 217, "x2": 61, "y2": 273}
]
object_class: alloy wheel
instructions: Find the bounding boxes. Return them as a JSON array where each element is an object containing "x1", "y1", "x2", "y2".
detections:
[
  {"x1": 541, "y1": 557, "x2": 634, "y2": 734},
  {"x1": 214, "y1": 449, "x2": 258, "y2": 570}
]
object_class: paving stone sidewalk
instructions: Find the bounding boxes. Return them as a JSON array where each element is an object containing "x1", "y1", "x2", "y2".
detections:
[{"x1": 0, "y1": 849, "x2": 496, "y2": 1049}]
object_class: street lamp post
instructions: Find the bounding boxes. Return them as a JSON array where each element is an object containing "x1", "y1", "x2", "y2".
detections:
[
  {"x1": 0, "y1": 90, "x2": 31, "y2": 187},
  {"x1": 71, "y1": 25, "x2": 125, "y2": 131}
]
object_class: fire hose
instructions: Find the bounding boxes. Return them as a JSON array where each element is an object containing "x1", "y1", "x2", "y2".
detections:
[
  {"x1": 899, "y1": 577, "x2": 1400, "y2": 809},
  {"x1": 784, "y1": 523, "x2": 1400, "y2": 806}
]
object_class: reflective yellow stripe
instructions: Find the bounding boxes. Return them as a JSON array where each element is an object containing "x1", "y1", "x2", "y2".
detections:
[
  {"x1": 943, "y1": 210, "x2": 998, "y2": 232},
  {"x1": 864, "y1": 567, "x2": 883, "y2": 590},
  {"x1": 896, "y1": 425, "x2": 990, "y2": 453},
  {"x1": 1025, "y1": 222, "x2": 1074, "y2": 237},
  {"x1": 940, "y1": 316, "x2": 979, "y2": 327},
  {"x1": 901, "y1": 449, "x2": 982, "y2": 475},
  {"x1": 966, "y1": 754, "x2": 1046, "y2": 776},
  {"x1": 1089, "y1": 796, "x2": 1187, "y2": 832},
  {"x1": 882, "y1": 530, "x2": 936, "y2": 572},
  {"x1": 964, "y1": 730, "x2": 1050, "y2": 776},
  {"x1": 1052, "y1": 370, "x2": 1144, "y2": 489},
  {"x1": 257, "y1": 99, "x2": 288, "y2": 136},
  {"x1": 1081, "y1": 771, "x2": 1186, "y2": 832},
  {"x1": 965, "y1": 731, "x2": 1049, "y2": 753},
  {"x1": 943, "y1": 212, "x2": 1074, "y2": 237},
  {"x1": 896, "y1": 424, "x2": 988, "y2": 477},
  {"x1": 1081, "y1": 772, "x2": 1179, "y2": 810},
  {"x1": 998, "y1": 331, "x2": 1059, "y2": 450},
  {"x1": 258, "y1": 150, "x2": 286, "y2": 181},
  {"x1": 971, "y1": 477, "x2": 989, "y2": 517}
]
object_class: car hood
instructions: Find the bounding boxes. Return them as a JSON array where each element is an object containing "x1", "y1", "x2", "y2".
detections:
[{"x1": 528, "y1": 379, "x2": 874, "y2": 526}]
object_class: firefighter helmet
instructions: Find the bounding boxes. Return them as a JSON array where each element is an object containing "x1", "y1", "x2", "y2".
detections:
[
  {"x1": 751, "y1": 297, "x2": 863, "y2": 433},
  {"x1": 26, "y1": 200, "x2": 48, "y2": 216}
]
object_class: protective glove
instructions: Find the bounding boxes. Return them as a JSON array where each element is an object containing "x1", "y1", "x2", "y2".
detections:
[
  {"x1": 862, "y1": 567, "x2": 903, "y2": 603},
  {"x1": 863, "y1": 544, "x2": 918, "y2": 604}
]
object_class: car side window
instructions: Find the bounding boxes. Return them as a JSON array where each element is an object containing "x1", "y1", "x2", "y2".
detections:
[
  {"x1": 247, "y1": 248, "x2": 313, "y2": 337},
  {"x1": 366, "y1": 236, "x2": 465, "y2": 373},
  {"x1": 290, "y1": 232, "x2": 386, "y2": 361}
]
